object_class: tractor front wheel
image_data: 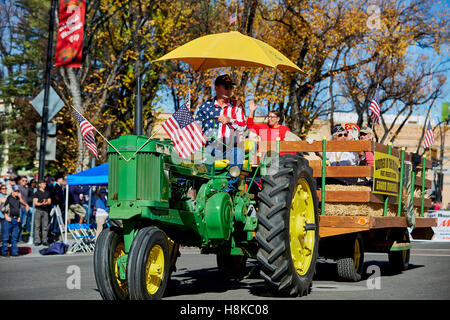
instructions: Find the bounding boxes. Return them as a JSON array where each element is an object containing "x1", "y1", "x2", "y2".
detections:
[
  {"x1": 127, "y1": 226, "x2": 170, "y2": 300},
  {"x1": 93, "y1": 227, "x2": 129, "y2": 300}
]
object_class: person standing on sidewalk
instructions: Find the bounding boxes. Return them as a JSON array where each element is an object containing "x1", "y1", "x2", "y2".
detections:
[
  {"x1": 17, "y1": 176, "x2": 31, "y2": 242},
  {"x1": 33, "y1": 180, "x2": 52, "y2": 246},
  {"x1": 94, "y1": 188, "x2": 109, "y2": 240},
  {"x1": 1, "y1": 185, "x2": 22, "y2": 256},
  {"x1": 0, "y1": 184, "x2": 7, "y2": 241}
]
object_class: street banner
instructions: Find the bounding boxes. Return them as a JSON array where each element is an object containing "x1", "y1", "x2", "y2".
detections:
[
  {"x1": 54, "y1": 0, "x2": 86, "y2": 68},
  {"x1": 427, "y1": 210, "x2": 450, "y2": 241},
  {"x1": 372, "y1": 152, "x2": 400, "y2": 196}
]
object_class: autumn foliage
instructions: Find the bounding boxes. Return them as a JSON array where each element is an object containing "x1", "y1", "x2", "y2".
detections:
[{"x1": 0, "y1": 0, "x2": 448, "y2": 173}]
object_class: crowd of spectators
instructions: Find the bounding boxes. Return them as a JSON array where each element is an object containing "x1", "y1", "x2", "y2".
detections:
[{"x1": 0, "y1": 172, "x2": 108, "y2": 257}]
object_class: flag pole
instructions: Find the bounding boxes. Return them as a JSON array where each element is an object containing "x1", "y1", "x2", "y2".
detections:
[{"x1": 70, "y1": 106, "x2": 130, "y2": 162}]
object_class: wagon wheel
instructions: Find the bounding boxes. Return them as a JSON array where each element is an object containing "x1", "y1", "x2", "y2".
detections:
[
  {"x1": 127, "y1": 226, "x2": 170, "y2": 300},
  {"x1": 336, "y1": 233, "x2": 365, "y2": 282},
  {"x1": 388, "y1": 228, "x2": 410, "y2": 273},
  {"x1": 93, "y1": 227, "x2": 129, "y2": 300},
  {"x1": 256, "y1": 154, "x2": 319, "y2": 297}
]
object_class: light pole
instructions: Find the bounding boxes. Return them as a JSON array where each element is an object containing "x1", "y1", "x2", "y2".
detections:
[{"x1": 38, "y1": 0, "x2": 57, "y2": 181}]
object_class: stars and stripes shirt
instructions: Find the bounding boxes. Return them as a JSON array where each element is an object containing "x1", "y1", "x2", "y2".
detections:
[{"x1": 195, "y1": 98, "x2": 246, "y2": 142}]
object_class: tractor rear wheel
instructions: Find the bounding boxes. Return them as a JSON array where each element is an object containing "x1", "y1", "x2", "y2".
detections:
[
  {"x1": 256, "y1": 155, "x2": 319, "y2": 297},
  {"x1": 127, "y1": 226, "x2": 170, "y2": 300},
  {"x1": 93, "y1": 227, "x2": 129, "y2": 300}
]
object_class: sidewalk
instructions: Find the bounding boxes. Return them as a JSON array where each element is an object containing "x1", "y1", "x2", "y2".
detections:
[{"x1": 0, "y1": 240, "x2": 90, "y2": 258}]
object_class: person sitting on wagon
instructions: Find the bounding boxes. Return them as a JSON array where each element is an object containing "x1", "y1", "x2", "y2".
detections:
[
  {"x1": 359, "y1": 126, "x2": 375, "y2": 166},
  {"x1": 318, "y1": 124, "x2": 362, "y2": 185},
  {"x1": 326, "y1": 124, "x2": 361, "y2": 166},
  {"x1": 246, "y1": 100, "x2": 295, "y2": 156}
]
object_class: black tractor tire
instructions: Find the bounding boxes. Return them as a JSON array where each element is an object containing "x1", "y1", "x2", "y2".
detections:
[
  {"x1": 127, "y1": 226, "x2": 170, "y2": 300},
  {"x1": 93, "y1": 227, "x2": 129, "y2": 300},
  {"x1": 336, "y1": 233, "x2": 365, "y2": 282},
  {"x1": 388, "y1": 228, "x2": 410, "y2": 273},
  {"x1": 216, "y1": 254, "x2": 248, "y2": 281},
  {"x1": 256, "y1": 154, "x2": 319, "y2": 297}
]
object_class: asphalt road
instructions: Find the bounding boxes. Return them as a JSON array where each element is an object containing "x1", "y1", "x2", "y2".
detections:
[{"x1": 0, "y1": 241, "x2": 449, "y2": 301}]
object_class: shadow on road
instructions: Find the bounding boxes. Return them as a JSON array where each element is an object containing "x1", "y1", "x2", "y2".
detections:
[
  {"x1": 164, "y1": 258, "x2": 425, "y2": 298},
  {"x1": 165, "y1": 260, "x2": 266, "y2": 298},
  {"x1": 314, "y1": 260, "x2": 425, "y2": 281}
]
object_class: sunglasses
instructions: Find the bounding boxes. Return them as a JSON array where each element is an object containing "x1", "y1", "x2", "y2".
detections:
[
  {"x1": 221, "y1": 84, "x2": 233, "y2": 90},
  {"x1": 267, "y1": 115, "x2": 279, "y2": 119},
  {"x1": 336, "y1": 133, "x2": 348, "y2": 138}
]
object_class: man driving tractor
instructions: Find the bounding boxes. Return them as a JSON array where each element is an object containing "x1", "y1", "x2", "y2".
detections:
[{"x1": 195, "y1": 74, "x2": 247, "y2": 192}]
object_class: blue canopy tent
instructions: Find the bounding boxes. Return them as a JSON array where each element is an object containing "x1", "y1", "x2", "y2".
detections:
[
  {"x1": 66, "y1": 162, "x2": 108, "y2": 186},
  {"x1": 64, "y1": 163, "x2": 109, "y2": 243}
]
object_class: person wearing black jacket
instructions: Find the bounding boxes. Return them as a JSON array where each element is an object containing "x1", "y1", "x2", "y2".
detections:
[{"x1": 1, "y1": 185, "x2": 22, "y2": 256}]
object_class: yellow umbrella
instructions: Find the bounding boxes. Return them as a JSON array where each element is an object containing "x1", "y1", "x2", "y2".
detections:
[{"x1": 154, "y1": 31, "x2": 305, "y2": 73}]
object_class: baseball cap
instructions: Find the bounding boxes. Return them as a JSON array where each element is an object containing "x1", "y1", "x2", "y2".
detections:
[
  {"x1": 12, "y1": 185, "x2": 20, "y2": 192},
  {"x1": 214, "y1": 74, "x2": 236, "y2": 87},
  {"x1": 360, "y1": 126, "x2": 374, "y2": 134},
  {"x1": 331, "y1": 124, "x2": 347, "y2": 136}
]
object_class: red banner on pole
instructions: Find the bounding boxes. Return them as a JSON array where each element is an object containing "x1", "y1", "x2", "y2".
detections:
[{"x1": 54, "y1": 0, "x2": 85, "y2": 68}]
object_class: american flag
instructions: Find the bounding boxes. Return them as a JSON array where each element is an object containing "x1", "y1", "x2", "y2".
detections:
[
  {"x1": 229, "y1": 12, "x2": 237, "y2": 25},
  {"x1": 369, "y1": 89, "x2": 381, "y2": 123},
  {"x1": 75, "y1": 110, "x2": 98, "y2": 158},
  {"x1": 423, "y1": 121, "x2": 435, "y2": 149},
  {"x1": 163, "y1": 101, "x2": 207, "y2": 159}
]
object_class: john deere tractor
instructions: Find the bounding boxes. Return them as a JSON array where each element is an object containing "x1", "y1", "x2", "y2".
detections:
[{"x1": 93, "y1": 133, "x2": 319, "y2": 300}]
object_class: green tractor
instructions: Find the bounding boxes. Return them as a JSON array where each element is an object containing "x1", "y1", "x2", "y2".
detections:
[{"x1": 93, "y1": 134, "x2": 320, "y2": 299}]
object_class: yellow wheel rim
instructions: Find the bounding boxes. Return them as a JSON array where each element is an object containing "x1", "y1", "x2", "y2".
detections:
[
  {"x1": 113, "y1": 242, "x2": 128, "y2": 293},
  {"x1": 354, "y1": 239, "x2": 361, "y2": 271},
  {"x1": 289, "y1": 178, "x2": 316, "y2": 276},
  {"x1": 145, "y1": 245, "x2": 165, "y2": 295}
]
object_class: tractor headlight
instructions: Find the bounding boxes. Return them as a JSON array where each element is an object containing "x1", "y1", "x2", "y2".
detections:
[{"x1": 229, "y1": 166, "x2": 241, "y2": 178}]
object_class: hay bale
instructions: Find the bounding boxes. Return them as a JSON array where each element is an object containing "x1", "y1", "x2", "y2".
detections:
[
  {"x1": 323, "y1": 202, "x2": 426, "y2": 217},
  {"x1": 324, "y1": 202, "x2": 397, "y2": 217}
]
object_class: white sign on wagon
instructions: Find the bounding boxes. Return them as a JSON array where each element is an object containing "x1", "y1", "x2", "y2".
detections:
[{"x1": 427, "y1": 210, "x2": 450, "y2": 241}]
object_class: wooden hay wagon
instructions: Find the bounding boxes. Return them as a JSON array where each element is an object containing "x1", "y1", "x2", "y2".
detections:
[{"x1": 259, "y1": 138, "x2": 437, "y2": 281}]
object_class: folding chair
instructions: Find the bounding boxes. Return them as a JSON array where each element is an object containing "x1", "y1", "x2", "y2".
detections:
[
  {"x1": 80, "y1": 223, "x2": 96, "y2": 251},
  {"x1": 67, "y1": 224, "x2": 93, "y2": 253}
]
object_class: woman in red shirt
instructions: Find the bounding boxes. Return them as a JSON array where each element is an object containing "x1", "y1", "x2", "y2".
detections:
[{"x1": 247, "y1": 100, "x2": 291, "y2": 143}]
